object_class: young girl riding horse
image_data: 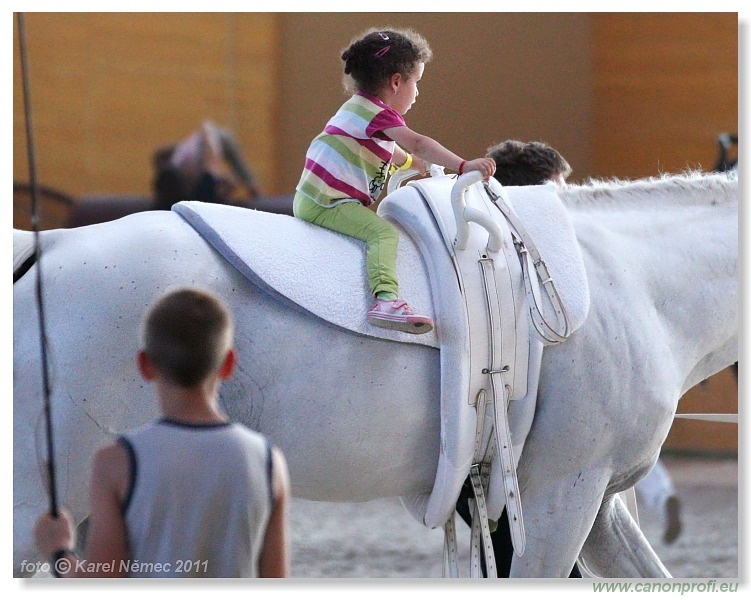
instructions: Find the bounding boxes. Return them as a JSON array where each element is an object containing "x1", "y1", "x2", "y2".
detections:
[{"x1": 294, "y1": 27, "x2": 495, "y2": 334}]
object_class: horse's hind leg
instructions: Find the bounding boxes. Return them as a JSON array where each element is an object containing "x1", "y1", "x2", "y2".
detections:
[{"x1": 579, "y1": 493, "x2": 671, "y2": 578}]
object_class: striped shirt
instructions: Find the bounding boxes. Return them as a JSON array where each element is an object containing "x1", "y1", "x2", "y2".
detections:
[{"x1": 296, "y1": 92, "x2": 406, "y2": 207}]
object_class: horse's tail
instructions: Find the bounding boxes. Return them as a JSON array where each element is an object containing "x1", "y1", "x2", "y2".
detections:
[{"x1": 13, "y1": 229, "x2": 36, "y2": 283}]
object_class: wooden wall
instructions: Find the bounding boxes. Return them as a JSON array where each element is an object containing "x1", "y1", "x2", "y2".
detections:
[
  {"x1": 13, "y1": 13, "x2": 280, "y2": 196},
  {"x1": 592, "y1": 13, "x2": 737, "y2": 178},
  {"x1": 664, "y1": 369, "x2": 738, "y2": 454}
]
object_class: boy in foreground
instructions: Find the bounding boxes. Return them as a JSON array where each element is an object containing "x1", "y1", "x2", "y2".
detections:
[{"x1": 35, "y1": 287, "x2": 290, "y2": 577}]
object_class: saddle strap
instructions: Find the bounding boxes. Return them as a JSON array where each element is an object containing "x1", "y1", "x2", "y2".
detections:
[
  {"x1": 479, "y1": 258, "x2": 525, "y2": 555},
  {"x1": 471, "y1": 390, "x2": 498, "y2": 577},
  {"x1": 443, "y1": 390, "x2": 500, "y2": 578},
  {"x1": 449, "y1": 406, "x2": 527, "y2": 577},
  {"x1": 519, "y1": 240, "x2": 569, "y2": 344},
  {"x1": 442, "y1": 514, "x2": 460, "y2": 577},
  {"x1": 484, "y1": 183, "x2": 571, "y2": 344},
  {"x1": 469, "y1": 464, "x2": 498, "y2": 578}
]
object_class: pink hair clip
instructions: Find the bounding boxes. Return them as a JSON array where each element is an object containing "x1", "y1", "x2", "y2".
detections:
[
  {"x1": 378, "y1": 32, "x2": 390, "y2": 40},
  {"x1": 374, "y1": 45, "x2": 391, "y2": 58}
]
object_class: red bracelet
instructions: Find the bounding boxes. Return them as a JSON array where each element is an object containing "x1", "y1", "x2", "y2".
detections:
[{"x1": 458, "y1": 160, "x2": 467, "y2": 175}]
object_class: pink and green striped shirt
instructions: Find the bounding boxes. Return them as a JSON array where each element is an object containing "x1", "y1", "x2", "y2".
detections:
[{"x1": 296, "y1": 92, "x2": 405, "y2": 207}]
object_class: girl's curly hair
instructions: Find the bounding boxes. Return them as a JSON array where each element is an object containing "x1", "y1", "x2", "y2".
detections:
[{"x1": 340, "y1": 27, "x2": 433, "y2": 95}]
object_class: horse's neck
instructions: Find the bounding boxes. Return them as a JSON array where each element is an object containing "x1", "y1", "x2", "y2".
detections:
[
  {"x1": 663, "y1": 206, "x2": 737, "y2": 393},
  {"x1": 629, "y1": 205, "x2": 735, "y2": 370},
  {"x1": 566, "y1": 177, "x2": 738, "y2": 393}
]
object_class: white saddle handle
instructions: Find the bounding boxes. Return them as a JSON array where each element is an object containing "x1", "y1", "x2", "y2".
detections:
[{"x1": 451, "y1": 172, "x2": 504, "y2": 253}]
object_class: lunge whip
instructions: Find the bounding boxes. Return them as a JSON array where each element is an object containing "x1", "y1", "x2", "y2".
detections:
[{"x1": 16, "y1": 11, "x2": 60, "y2": 521}]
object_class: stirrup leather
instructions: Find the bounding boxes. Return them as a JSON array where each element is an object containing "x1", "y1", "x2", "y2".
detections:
[{"x1": 484, "y1": 181, "x2": 571, "y2": 345}]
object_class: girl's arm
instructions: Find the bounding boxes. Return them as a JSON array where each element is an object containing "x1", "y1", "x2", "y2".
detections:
[
  {"x1": 392, "y1": 145, "x2": 428, "y2": 176},
  {"x1": 384, "y1": 126, "x2": 495, "y2": 178},
  {"x1": 392, "y1": 145, "x2": 409, "y2": 167}
]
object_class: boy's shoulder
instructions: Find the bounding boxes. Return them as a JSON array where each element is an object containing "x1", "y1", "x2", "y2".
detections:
[{"x1": 227, "y1": 421, "x2": 270, "y2": 444}]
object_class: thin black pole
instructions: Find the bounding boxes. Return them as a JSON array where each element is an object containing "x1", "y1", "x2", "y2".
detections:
[{"x1": 17, "y1": 11, "x2": 59, "y2": 519}]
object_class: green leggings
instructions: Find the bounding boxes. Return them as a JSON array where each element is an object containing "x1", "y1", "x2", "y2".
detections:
[{"x1": 293, "y1": 193, "x2": 399, "y2": 298}]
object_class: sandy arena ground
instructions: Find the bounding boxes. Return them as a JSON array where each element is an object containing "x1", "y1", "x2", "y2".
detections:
[
  {"x1": 288, "y1": 454, "x2": 739, "y2": 579},
  {"x1": 22, "y1": 454, "x2": 738, "y2": 586}
]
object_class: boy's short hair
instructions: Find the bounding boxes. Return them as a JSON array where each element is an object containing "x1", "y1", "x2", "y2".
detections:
[
  {"x1": 487, "y1": 140, "x2": 572, "y2": 186},
  {"x1": 141, "y1": 287, "x2": 234, "y2": 387}
]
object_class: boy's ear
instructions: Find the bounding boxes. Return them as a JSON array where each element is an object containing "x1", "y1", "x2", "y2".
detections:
[
  {"x1": 137, "y1": 350, "x2": 157, "y2": 381},
  {"x1": 219, "y1": 348, "x2": 236, "y2": 380}
]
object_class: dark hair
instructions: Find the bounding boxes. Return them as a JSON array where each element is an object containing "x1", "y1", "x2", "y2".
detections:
[
  {"x1": 151, "y1": 145, "x2": 188, "y2": 210},
  {"x1": 486, "y1": 140, "x2": 572, "y2": 186},
  {"x1": 153, "y1": 165, "x2": 189, "y2": 210},
  {"x1": 341, "y1": 27, "x2": 433, "y2": 95},
  {"x1": 152, "y1": 144, "x2": 177, "y2": 170},
  {"x1": 141, "y1": 287, "x2": 233, "y2": 388}
]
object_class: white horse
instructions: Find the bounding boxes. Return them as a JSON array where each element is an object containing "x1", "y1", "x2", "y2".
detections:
[{"x1": 13, "y1": 171, "x2": 737, "y2": 577}]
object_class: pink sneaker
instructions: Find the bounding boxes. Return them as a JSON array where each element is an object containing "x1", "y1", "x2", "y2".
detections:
[{"x1": 367, "y1": 298, "x2": 434, "y2": 334}]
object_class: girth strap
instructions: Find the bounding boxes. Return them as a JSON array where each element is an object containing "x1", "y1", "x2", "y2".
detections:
[{"x1": 479, "y1": 257, "x2": 525, "y2": 554}]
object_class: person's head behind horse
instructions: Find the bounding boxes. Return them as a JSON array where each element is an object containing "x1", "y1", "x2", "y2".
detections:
[
  {"x1": 340, "y1": 27, "x2": 433, "y2": 96},
  {"x1": 152, "y1": 145, "x2": 189, "y2": 210},
  {"x1": 487, "y1": 140, "x2": 572, "y2": 186},
  {"x1": 140, "y1": 287, "x2": 234, "y2": 388}
]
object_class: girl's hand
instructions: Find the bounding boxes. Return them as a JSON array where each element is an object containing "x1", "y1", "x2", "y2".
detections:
[
  {"x1": 412, "y1": 155, "x2": 430, "y2": 176},
  {"x1": 463, "y1": 157, "x2": 496, "y2": 179}
]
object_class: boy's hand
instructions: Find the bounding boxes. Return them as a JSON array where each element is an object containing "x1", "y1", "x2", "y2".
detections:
[
  {"x1": 463, "y1": 157, "x2": 496, "y2": 179},
  {"x1": 35, "y1": 509, "x2": 76, "y2": 558}
]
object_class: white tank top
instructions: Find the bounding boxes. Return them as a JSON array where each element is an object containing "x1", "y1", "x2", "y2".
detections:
[{"x1": 120, "y1": 419, "x2": 272, "y2": 577}]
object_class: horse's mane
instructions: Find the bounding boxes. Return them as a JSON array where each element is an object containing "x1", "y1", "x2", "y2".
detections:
[{"x1": 559, "y1": 170, "x2": 738, "y2": 210}]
